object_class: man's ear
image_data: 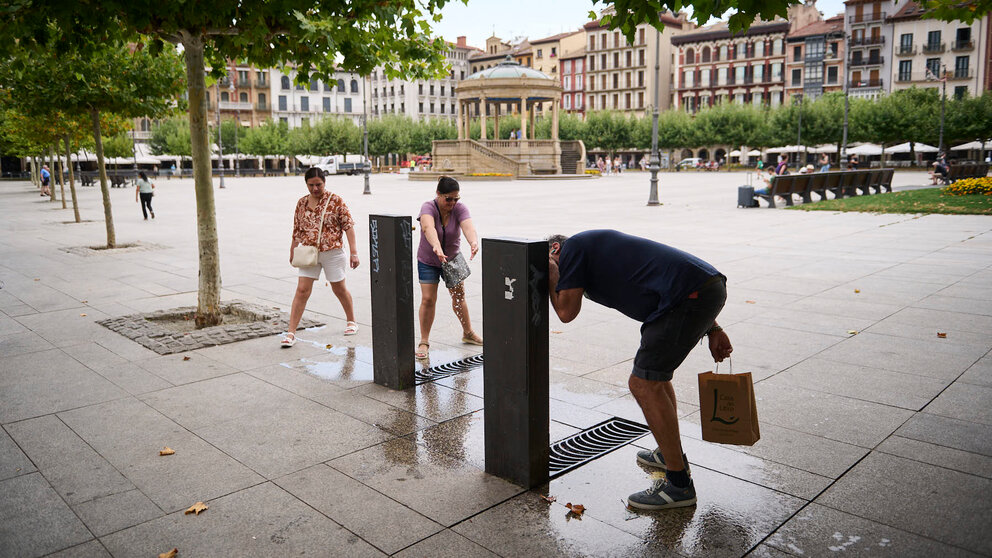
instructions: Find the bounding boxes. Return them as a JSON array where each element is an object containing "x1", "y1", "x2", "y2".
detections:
[{"x1": 550, "y1": 242, "x2": 560, "y2": 255}]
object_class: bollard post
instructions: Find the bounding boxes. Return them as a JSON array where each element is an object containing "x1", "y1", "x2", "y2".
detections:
[
  {"x1": 369, "y1": 214, "x2": 416, "y2": 389},
  {"x1": 482, "y1": 237, "x2": 549, "y2": 487}
]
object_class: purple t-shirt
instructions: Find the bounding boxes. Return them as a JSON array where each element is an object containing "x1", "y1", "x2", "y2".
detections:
[{"x1": 417, "y1": 200, "x2": 471, "y2": 267}]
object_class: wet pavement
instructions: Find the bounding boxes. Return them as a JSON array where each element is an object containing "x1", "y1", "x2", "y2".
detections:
[{"x1": 1, "y1": 171, "x2": 991, "y2": 557}]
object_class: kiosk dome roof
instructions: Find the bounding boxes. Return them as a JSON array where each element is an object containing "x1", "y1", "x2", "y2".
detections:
[{"x1": 464, "y1": 56, "x2": 553, "y2": 81}]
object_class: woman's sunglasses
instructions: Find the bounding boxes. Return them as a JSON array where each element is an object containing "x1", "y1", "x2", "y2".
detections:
[{"x1": 444, "y1": 196, "x2": 460, "y2": 202}]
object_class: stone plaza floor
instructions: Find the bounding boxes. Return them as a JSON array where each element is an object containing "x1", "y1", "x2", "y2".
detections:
[{"x1": 0, "y1": 170, "x2": 990, "y2": 557}]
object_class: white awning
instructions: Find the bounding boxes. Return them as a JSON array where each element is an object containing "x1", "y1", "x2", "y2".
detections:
[
  {"x1": 847, "y1": 143, "x2": 883, "y2": 155},
  {"x1": 728, "y1": 150, "x2": 742, "y2": 157},
  {"x1": 950, "y1": 140, "x2": 992, "y2": 151},
  {"x1": 766, "y1": 145, "x2": 807, "y2": 153},
  {"x1": 811, "y1": 144, "x2": 839, "y2": 153},
  {"x1": 886, "y1": 142, "x2": 938, "y2": 153},
  {"x1": 746, "y1": 149, "x2": 762, "y2": 156}
]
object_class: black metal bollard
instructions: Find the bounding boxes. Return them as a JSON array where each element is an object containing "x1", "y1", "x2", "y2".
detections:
[
  {"x1": 369, "y1": 214, "x2": 416, "y2": 389},
  {"x1": 482, "y1": 237, "x2": 550, "y2": 487}
]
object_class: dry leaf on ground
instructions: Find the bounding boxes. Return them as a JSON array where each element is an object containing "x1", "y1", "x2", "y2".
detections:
[
  {"x1": 854, "y1": 289, "x2": 861, "y2": 293},
  {"x1": 551, "y1": 330, "x2": 563, "y2": 334},
  {"x1": 565, "y1": 502, "x2": 585, "y2": 516},
  {"x1": 745, "y1": 300, "x2": 756, "y2": 304},
  {"x1": 937, "y1": 332, "x2": 947, "y2": 338},
  {"x1": 184, "y1": 502, "x2": 208, "y2": 515},
  {"x1": 182, "y1": 356, "x2": 191, "y2": 361},
  {"x1": 540, "y1": 494, "x2": 557, "y2": 503},
  {"x1": 158, "y1": 549, "x2": 178, "y2": 558},
  {"x1": 159, "y1": 447, "x2": 175, "y2": 456},
  {"x1": 847, "y1": 330, "x2": 859, "y2": 335},
  {"x1": 81, "y1": 300, "x2": 88, "y2": 303},
  {"x1": 325, "y1": 344, "x2": 333, "y2": 349},
  {"x1": 80, "y1": 313, "x2": 87, "y2": 317},
  {"x1": 33, "y1": 278, "x2": 39, "y2": 281}
]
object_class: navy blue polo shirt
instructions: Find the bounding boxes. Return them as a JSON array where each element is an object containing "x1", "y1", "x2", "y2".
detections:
[{"x1": 555, "y1": 230, "x2": 722, "y2": 323}]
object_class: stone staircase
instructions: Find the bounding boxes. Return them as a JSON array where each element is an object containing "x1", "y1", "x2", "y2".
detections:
[{"x1": 560, "y1": 141, "x2": 583, "y2": 174}]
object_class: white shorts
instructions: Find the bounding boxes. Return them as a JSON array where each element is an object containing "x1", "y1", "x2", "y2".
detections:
[{"x1": 297, "y1": 248, "x2": 347, "y2": 282}]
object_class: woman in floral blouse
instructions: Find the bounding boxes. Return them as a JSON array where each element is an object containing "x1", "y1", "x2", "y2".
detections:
[{"x1": 282, "y1": 168, "x2": 360, "y2": 347}]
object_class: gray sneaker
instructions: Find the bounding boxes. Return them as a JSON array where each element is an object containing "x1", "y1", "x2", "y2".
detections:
[
  {"x1": 627, "y1": 477, "x2": 697, "y2": 510},
  {"x1": 636, "y1": 448, "x2": 690, "y2": 475}
]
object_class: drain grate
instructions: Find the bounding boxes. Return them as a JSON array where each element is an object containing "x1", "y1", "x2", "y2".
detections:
[
  {"x1": 415, "y1": 354, "x2": 484, "y2": 385},
  {"x1": 549, "y1": 417, "x2": 650, "y2": 478}
]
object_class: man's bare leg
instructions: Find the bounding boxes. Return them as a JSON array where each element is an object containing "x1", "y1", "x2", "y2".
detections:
[{"x1": 629, "y1": 374, "x2": 685, "y2": 472}]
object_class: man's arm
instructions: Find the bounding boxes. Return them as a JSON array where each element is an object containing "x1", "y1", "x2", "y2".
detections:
[
  {"x1": 548, "y1": 257, "x2": 582, "y2": 323},
  {"x1": 707, "y1": 321, "x2": 733, "y2": 362}
]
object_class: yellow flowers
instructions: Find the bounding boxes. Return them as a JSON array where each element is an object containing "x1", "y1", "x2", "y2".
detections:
[
  {"x1": 584, "y1": 169, "x2": 601, "y2": 175},
  {"x1": 466, "y1": 172, "x2": 512, "y2": 177},
  {"x1": 944, "y1": 177, "x2": 992, "y2": 196}
]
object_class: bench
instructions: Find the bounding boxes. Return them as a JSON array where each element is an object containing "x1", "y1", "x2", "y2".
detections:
[
  {"x1": 748, "y1": 169, "x2": 896, "y2": 208},
  {"x1": 947, "y1": 163, "x2": 989, "y2": 182}
]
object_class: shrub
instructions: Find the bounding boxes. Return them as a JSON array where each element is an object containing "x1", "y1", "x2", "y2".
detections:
[{"x1": 944, "y1": 177, "x2": 992, "y2": 196}]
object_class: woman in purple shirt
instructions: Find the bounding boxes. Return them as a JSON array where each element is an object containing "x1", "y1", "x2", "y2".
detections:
[{"x1": 416, "y1": 176, "x2": 482, "y2": 360}]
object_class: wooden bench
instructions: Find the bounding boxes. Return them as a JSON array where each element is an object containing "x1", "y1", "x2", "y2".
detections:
[
  {"x1": 749, "y1": 169, "x2": 897, "y2": 208},
  {"x1": 803, "y1": 172, "x2": 829, "y2": 202}
]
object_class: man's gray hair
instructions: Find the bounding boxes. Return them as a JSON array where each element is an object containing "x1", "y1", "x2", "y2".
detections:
[{"x1": 547, "y1": 234, "x2": 569, "y2": 253}]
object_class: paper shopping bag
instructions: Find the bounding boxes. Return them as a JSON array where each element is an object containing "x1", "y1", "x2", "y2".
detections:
[{"x1": 698, "y1": 369, "x2": 760, "y2": 446}]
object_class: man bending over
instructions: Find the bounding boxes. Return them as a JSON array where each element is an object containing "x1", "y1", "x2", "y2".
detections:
[{"x1": 548, "y1": 230, "x2": 733, "y2": 510}]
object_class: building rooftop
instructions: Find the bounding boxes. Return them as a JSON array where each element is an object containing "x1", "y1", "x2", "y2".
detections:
[
  {"x1": 788, "y1": 15, "x2": 845, "y2": 39},
  {"x1": 671, "y1": 19, "x2": 790, "y2": 45},
  {"x1": 888, "y1": 1, "x2": 926, "y2": 22},
  {"x1": 463, "y1": 55, "x2": 554, "y2": 80},
  {"x1": 530, "y1": 30, "x2": 581, "y2": 45}
]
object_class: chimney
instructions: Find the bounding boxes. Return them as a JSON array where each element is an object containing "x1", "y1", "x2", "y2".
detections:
[{"x1": 457, "y1": 36, "x2": 467, "y2": 47}]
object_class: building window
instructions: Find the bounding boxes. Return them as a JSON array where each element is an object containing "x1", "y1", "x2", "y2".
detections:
[
  {"x1": 612, "y1": 73, "x2": 619, "y2": 88},
  {"x1": 954, "y1": 85, "x2": 968, "y2": 99},
  {"x1": 898, "y1": 60, "x2": 912, "y2": 81},
  {"x1": 323, "y1": 97, "x2": 331, "y2": 112},
  {"x1": 537, "y1": 48, "x2": 543, "y2": 58},
  {"x1": 774, "y1": 39, "x2": 783, "y2": 55},
  {"x1": 955, "y1": 55, "x2": 969, "y2": 78},
  {"x1": 791, "y1": 69, "x2": 801, "y2": 86},
  {"x1": 626, "y1": 51, "x2": 632, "y2": 66},
  {"x1": 701, "y1": 46, "x2": 711, "y2": 63},
  {"x1": 564, "y1": 75, "x2": 571, "y2": 90},
  {"x1": 281, "y1": 76, "x2": 290, "y2": 90},
  {"x1": 309, "y1": 78, "x2": 318, "y2": 91},
  {"x1": 927, "y1": 30, "x2": 942, "y2": 49},
  {"x1": 324, "y1": 81, "x2": 332, "y2": 91},
  {"x1": 418, "y1": 102, "x2": 423, "y2": 112},
  {"x1": 624, "y1": 92, "x2": 631, "y2": 108},
  {"x1": 258, "y1": 93, "x2": 266, "y2": 107},
  {"x1": 441, "y1": 85, "x2": 445, "y2": 96},
  {"x1": 686, "y1": 48, "x2": 695, "y2": 64},
  {"x1": 429, "y1": 85, "x2": 435, "y2": 95},
  {"x1": 753, "y1": 65, "x2": 763, "y2": 82},
  {"x1": 793, "y1": 45, "x2": 802, "y2": 62},
  {"x1": 278, "y1": 95, "x2": 287, "y2": 111},
  {"x1": 350, "y1": 80, "x2": 359, "y2": 93},
  {"x1": 718, "y1": 67, "x2": 727, "y2": 85},
  {"x1": 588, "y1": 56, "x2": 595, "y2": 71},
  {"x1": 612, "y1": 93, "x2": 618, "y2": 107},
  {"x1": 613, "y1": 52, "x2": 619, "y2": 68},
  {"x1": 564, "y1": 95, "x2": 571, "y2": 109},
  {"x1": 639, "y1": 28, "x2": 645, "y2": 45},
  {"x1": 440, "y1": 103, "x2": 445, "y2": 113},
  {"x1": 900, "y1": 33, "x2": 913, "y2": 54},
  {"x1": 601, "y1": 53, "x2": 607, "y2": 68},
  {"x1": 719, "y1": 44, "x2": 728, "y2": 60},
  {"x1": 926, "y1": 57, "x2": 941, "y2": 78},
  {"x1": 735, "y1": 66, "x2": 745, "y2": 83},
  {"x1": 238, "y1": 92, "x2": 247, "y2": 102},
  {"x1": 805, "y1": 64, "x2": 822, "y2": 83},
  {"x1": 576, "y1": 58, "x2": 583, "y2": 73},
  {"x1": 589, "y1": 35, "x2": 596, "y2": 50},
  {"x1": 638, "y1": 70, "x2": 644, "y2": 87},
  {"x1": 429, "y1": 102, "x2": 435, "y2": 113},
  {"x1": 576, "y1": 75, "x2": 583, "y2": 89},
  {"x1": 300, "y1": 96, "x2": 309, "y2": 111},
  {"x1": 638, "y1": 91, "x2": 643, "y2": 108},
  {"x1": 755, "y1": 41, "x2": 764, "y2": 57},
  {"x1": 772, "y1": 63, "x2": 783, "y2": 80},
  {"x1": 827, "y1": 66, "x2": 838, "y2": 84}
]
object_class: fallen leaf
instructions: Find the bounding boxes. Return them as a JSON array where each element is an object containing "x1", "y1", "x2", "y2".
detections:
[
  {"x1": 937, "y1": 332, "x2": 947, "y2": 338},
  {"x1": 81, "y1": 300, "x2": 88, "y2": 303},
  {"x1": 551, "y1": 330, "x2": 563, "y2": 334},
  {"x1": 159, "y1": 447, "x2": 175, "y2": 456},
  {"x1": 745, "y1": 300, "x2": 756, "y2": 304},
  {"x1": 540, "y1": 494, "x2": 557, "y2": 503},
  {"x1": 158, "y1": 549, "x2": 178, "y2": 558},
  {"x1": 847, "y1": 330, "x2": 859, "y2": 335},
  {"x1": 325, "y1": 343, "x2": 333, "y2": 349},
  {"x1": 184, "y1": 502, "x2": 208, "y2": 515},
  {"x1": 854, "y1": 289, "x2": 861, "y2": 293},
  {"x1": 80, "y1": 313, "x2": 87, "y2": 317},
  {"x1": 182, "y1": 356, "x2": 191, "y2": 361},
  {"x1": 565, "y1": 502, "x2": 585, "y2": 516},
  {"x1": 325, "y1": 281, "x2": 329, "y2": 286},
  {"x1": 33, "y1": 278, "x2": 40, "y2": 281}
]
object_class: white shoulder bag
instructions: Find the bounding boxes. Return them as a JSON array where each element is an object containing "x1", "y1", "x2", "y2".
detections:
[{"x1": 291, "y1": 194, "x2": 331, "y2": 268}]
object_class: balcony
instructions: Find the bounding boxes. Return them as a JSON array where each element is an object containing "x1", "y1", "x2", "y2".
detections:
[
  {"x1": 896, "y1": 73, "x2": 913, "y2": 83},
  {"x1": 255, "y1": 79, "x2": 268, "y2": 88},
  {"x1": 131, "y1": 130, "x2": 153, "y2": 140},
  {"x1": 896, "y1": 45, "x2": 917, "y2": 56},
  {"x1": 849, "y1": 78, "x2": 883, "y2": 89},
  {"x1": 950, "y1": 69, "x2": 972, "y2": 80},
  {"x1": 849, "y1": 11, "x2": 886, "y2": 24},
  {"x1": 256, "y1": 102, "x2": 269, "y2": 111},
  {"x1": 849, "y1": 56, "x2": 884, "y2": 67},
  {"x1": 849, "y1": 35, "x2": 885, "y2": 47},
  {"x1": 952, "y1": 40, "x2": 974, "y2": 51},
  {"x1": 923, "y1": 42, "x2": 946, "y2": 54},
  {"x1": 219, "y1": 101, "x2": 254, "y2": 111}
]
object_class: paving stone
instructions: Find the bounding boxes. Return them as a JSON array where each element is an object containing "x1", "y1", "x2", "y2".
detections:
[
  {"x1": 765, "y1": 503, "x2": 979, "y2": 557},
  {"x1": 72, "y1": 489, "x2": 164, "y2": 537},
  {"x1": 0, "y1": 330, "x2": 54, "y2": 359},
  {"x1": 876, "y1": 435, "x2": 992, "y2": 479},
  {"x1": 274, "y1": 463, "x2": 443, "y2": 554},
  {"x1": 0, "y1": 473, "x2": 92, "y2": 558},
  {"x1": 815, "y1": 331, "x2": 985, "y2": 380},
  {"x1": 0, "y1": 427, "x2": 35, "y2": 481},
  {"x1": 895, "y1": 412, "x2": 992, "y2": 457},
  {"x1": 6, "y1": 415, "x2": 135, "y2": 505},
  {"x1": 99, "y1": 482, "x2": 384, "y2": 557},
  {"x1": 392, "y1": 529, "x2": 499, "y2": 558},
  {"x1": 135, "y1": 352, "x2": 238, "y2": 385},
  {"x1": 818, "y1": 452, "x2": 992, "y2": 555},
  {"x1": 353, "y1": 380, "x2": 485, "y2": 423},
  {"x1": 959, "y1": 356, "x2": 992, "y2": 388},
  {"x1": 923, "y1": 382, "x2": 992, "y2": 426},
  {"x1": 42, "y1": 539, "x2": 111, "y2": 558}
]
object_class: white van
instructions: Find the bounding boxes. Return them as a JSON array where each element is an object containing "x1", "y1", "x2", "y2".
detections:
[{"x1": 315, "y1": 154, "x2": 370, "y2": 175}]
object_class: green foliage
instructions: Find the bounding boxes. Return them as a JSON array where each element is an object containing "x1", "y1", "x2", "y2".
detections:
[
  {"x1": 793, "y1": 187, "x2": 992, "y2": 215},
  {"x1": 921, "y1": 0, "x2": 992, "y2": 24},
  {"x1": 599, "y1": 0, "x2": 800, "y2": 43},
  {"x1": 408, "y1": 118, "x2": 456, "y2": 154},
  {"x1": 239, "y1": 120, "x2": 289, "y2": 157},
  {"x1": 313, "y1": 117, "x2": 361, "y2": 156},
  {"x1": 584, "y1": 111, "x2": 633, "y2": 153},
  {"x1": 102, "y1": 133, "x2": 134, "y2": 159},
  {"x1": 368, "y1": 115, "x2": 412, "y2": 157},
  {"x1": 149, "y1": 117, "x2": 192, "y2": 158}
]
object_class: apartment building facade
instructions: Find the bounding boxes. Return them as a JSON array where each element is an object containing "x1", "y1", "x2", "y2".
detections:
[
  {"x1": 843, "y1": 0, "x2": 896, "y2": 98},
  {"x1": 371, "y1": 37, "x2": 475, "y2": 122},
  {"x1": 559, "y1": 49, "x2": 587, "y2": 117},
  {"x1": 270, "y1": 68, "x2": 366, "y2": 127},
  {"x1": 530, "y1": 31, "x2": 586, "y2": 80},
  {"x1": 889, "y1": 1, "x2": 988, "y2": 98},
  {"x1": 585, "y1": 11, "x2": 690, "y2": 115},
  {"x1": 207, "y1": 65, "x2": 272, "y2": 128},
  {"x1": 785, "y1": 15, "x2": 846, "y2": 101},
  {"x1": 469, "y1": 36, "x2": 532, "y2": 74}
]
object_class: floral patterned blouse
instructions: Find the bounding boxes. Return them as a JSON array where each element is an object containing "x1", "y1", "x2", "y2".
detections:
[{"x1": 292, "y1": 191, "x2": 355, "y2": 252}]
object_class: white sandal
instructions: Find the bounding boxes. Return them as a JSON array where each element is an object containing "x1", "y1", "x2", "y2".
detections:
[
  {"x1": 344, "y1": 321, "x2": 359, "y2": 336},
  {"x1": 280, "y1": 332, "x2": 296, "y2": 348}
]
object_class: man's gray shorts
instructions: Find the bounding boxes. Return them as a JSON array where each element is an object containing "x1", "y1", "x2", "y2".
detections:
[{"x1": 632, "y1": 277, "x2": 727, "y2": 382}]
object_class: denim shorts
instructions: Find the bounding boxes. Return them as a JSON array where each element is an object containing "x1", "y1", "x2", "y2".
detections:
[
  {"x1": 418, "y1": 261, "x2": 442, "y2": 284},
  {"x1": 632, "y1": 276, "x2": 727, "y2": 382}
]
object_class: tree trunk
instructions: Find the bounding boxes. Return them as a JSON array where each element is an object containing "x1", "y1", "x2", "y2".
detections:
[
  {"x1": 181, "y1": 32, "x2": 223, "y2": 328},
  {"x1": 54, "y1": 143, "x2": 67, "y2": 209},
  {"x1": 91, "y1": 108, "x2": 116, "y2": 248},
  {"x1": 65, "y1": 135, "x2": 80, "y2": 223},
  {"x1": 47, "y1": 147, "x2": 56, "y2": 202},
  {"x1": 30, "y1": 156, "x2": 38, "y2": 189}
]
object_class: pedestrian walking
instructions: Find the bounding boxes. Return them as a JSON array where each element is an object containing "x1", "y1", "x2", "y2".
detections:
[
  {"x1": 281, "y1": 167, "x2": 360, "y2": 347},
  {"x1": 548, "y1": 230, "x2": 732, "y2": 510},
  {"x1": 40, "y1": 164, "x2": 51, "y2": 196},
  {"x1": 134, "y1": 171, "x2": 155, "y2": 220},
  {"x1": 415, "y1": 176, "x2": 482, "y2": 360}
]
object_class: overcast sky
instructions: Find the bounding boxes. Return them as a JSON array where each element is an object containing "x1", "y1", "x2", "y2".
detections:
[{"x1": 431, "y1": 0, "x2": 848, "y2": 48}]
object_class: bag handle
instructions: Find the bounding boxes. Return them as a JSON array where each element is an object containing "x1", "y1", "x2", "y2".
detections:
[
  {"x1": 714, "y1": 357, "x2": 732, "y2": 375},
  {"x1": 315, "y1": 193, "x2": 332, "y2": 247}
]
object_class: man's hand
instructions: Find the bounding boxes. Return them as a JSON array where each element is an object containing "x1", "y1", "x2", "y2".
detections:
[{"x1": 708, "y1": 330, "x2": 733, "y2": 362}]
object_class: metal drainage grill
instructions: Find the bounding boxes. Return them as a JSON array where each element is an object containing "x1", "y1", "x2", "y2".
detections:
[
  {"x1": 415, "y1": 354, "x2": 484, "y2": 385},
  {"x1": 549, "y1": 417, "x2": 650, "y2": 478}
]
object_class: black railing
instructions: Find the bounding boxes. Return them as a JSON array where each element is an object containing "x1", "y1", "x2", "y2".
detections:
[
  {"x1": 849, "y1": 79, "x2": 883, "y2": 88},
  {"x1": 952, "y1": 40, "x2": 974, "y2": 51},
  {"x1": 849, "y1": 35, "x2": 885, "y2": 46},
  {"x1": 849, "y1": 12, "x2": 885, "y2": 23},
  {"x1": 849, "y1": 56, "x2": 884, "y2": 67},
  {"x1": 897, "y1": 45, "x2": 917, "y2": 55},
  {"x1": 923, "y1": 42, "x2": 946, "y2": 53}
]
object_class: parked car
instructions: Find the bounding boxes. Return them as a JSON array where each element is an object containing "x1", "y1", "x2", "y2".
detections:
[
  {"x1": 677, "y1": 157, "x2": 702, "y2": 169},
  {"x1": 315, "y1": 154, "x2": 370, "y2": 175}
]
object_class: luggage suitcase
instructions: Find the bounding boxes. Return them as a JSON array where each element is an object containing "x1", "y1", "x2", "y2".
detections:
[{"x1": 737, "y1": 186, "x2": 757, "y2": 208}]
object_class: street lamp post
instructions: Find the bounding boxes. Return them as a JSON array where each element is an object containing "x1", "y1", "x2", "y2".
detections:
[
  {"x1": 841, "y1": 33, "x2": 850, "y2": 167},
  {"x1": 938, "y1": 65, "x2": 947, "y2": 154},
  {"x1": 363, "y1": 74, "x2": 371, "y2": 195},
  {"x1": 795, "y1": 94, "x2": 803, "y2": 172},
  {"x1": 646, "y1": 25, "x2": 662, "y2": 206},
  {"x1": 216, "y1": 82, "x2": 225, "y2": 189}
]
